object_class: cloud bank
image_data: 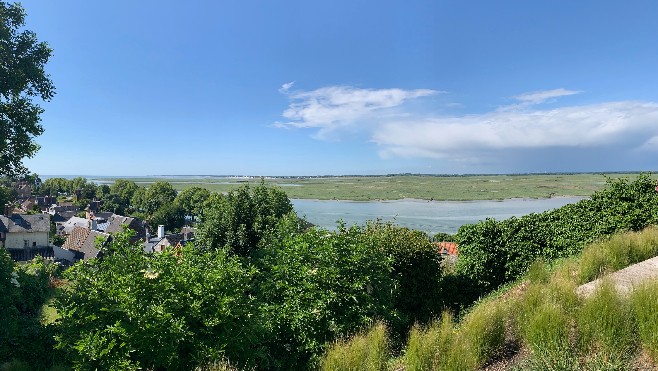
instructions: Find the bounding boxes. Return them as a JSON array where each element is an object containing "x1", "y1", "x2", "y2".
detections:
[{"x1": 277, "y1": 85, "x2": 658, "y2": 171}]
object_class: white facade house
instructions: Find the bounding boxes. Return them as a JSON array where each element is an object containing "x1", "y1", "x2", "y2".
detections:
[{"x1": 0, "y1": 214, "x2": 50, "y2": 250}]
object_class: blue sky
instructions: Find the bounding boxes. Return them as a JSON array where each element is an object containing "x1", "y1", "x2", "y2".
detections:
[{"x1": 17, "y1": 0, "x2": 658, "y2": 176}]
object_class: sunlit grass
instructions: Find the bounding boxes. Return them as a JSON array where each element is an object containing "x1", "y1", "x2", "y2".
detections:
[
  {"x1": 630, "y1": 281, "x2": 658, "y2": 362},
  {"x1": 320, "y1": 322, "x2": 389, "y2": 371}
]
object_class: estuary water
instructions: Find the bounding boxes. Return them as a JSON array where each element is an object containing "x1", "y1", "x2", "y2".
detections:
[{"x1": 292, "y1": 197, "x2": 586, "y2": 234}]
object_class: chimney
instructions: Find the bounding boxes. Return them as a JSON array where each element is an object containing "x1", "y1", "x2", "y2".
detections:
[
  {"x1": 3, "y1": 204, "x2": 11, "y2": 217},
  {"x1": 158, "y1": 225, "x2": 165, "y2": 239}
]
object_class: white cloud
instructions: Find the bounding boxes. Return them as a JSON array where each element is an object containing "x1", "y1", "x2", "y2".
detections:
[
  {"x1": 276, "y1": 86, "x2": 658, "y2": 170},
  {"x1": 279, "y1": 81, "x2": 295, "y2": 93},
  {"x1": 276, "y1": 85, "x2": 438, "y2": 139},
  {"x1": 498, "y1": 88, "x2": 582, "y2": 112},
  {"x1": 514, "y1": 88, "x2": 581, "y2": 104},
  {"x1": 372, "y1": 101, "x2": 658, "y2": 160}
]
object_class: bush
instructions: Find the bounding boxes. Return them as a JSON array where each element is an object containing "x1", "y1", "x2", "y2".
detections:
[
  {"x1": 456, "y1": 174, "x2": 658, "y2": 293},
  {"x1": 196, "y1": 181, "x2": 294, "y2": 256},
  {"x1": 0, "y1": 253, "x2": 56, "y2": 368},
  {"x1": 361, "y1": 222, "x2": 444, "y2": 338},
  {"x1": 256, "y1": 225, "x2": 396, "y2": 369},
  {"x1": 55, "y1": 232, "x2": 260, "y2": 370}
]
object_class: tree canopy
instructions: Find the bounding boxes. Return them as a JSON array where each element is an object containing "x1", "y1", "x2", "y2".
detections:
[{"x1": 0, "y1": 2, "x2": 54, "y2": 177}]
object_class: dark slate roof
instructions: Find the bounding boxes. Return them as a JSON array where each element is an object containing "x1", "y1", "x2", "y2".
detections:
[
  {"x1": 105, "y1": 215, "x2": 145, "y2": 240},
  {"x1": 62, "y1": 226, "x2": 110, "y2": 260},
  {"x1": 105, "y1": 215, "x2": 135, "y2": 234},
  {"x1": 52, "y1": 211, "x2": 78, "y2": 223},
  {"x1": 0, "y1": 214, "x2": 50, "y2": 233}
]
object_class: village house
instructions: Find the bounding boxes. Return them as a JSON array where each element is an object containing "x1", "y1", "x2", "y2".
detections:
[
  {"x1": 144, "y1": 225, "x2": 195, "y2": 253},
  {"x1": 61, "y1": 226, "x2": 110, "y2": 261},
  {"x1": 0, "y1": 205, "x2": 53, "y2": 261},
  {"x1": 104, "y1": 215, "x2": 146, "y2": 242}
]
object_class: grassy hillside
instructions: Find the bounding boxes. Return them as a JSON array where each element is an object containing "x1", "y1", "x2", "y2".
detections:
[
  {"x1": 96, "y1": 173, "x2": 657, "y2": 201},
  {"x1": 322, "y1": 227, "x2": 658, "y2": 370}
]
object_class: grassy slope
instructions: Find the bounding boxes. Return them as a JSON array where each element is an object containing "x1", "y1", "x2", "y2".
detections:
[
  {"x1": 96, "y1": 173, "x2": 656, "y2": 201},
  {"x1": 323, "y1": 227, "x2": 658, "y2": 370}
]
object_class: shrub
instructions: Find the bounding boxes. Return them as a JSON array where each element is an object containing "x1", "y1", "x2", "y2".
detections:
[
  {"x1": 256, "y1": 225, "x2": 396, "y2": 369},
  {"x1": 55, "y1": 232, "x2": 260, "y2": 370},
  {"x1": 456, "y1": 174, "x2": 658, "y2": 294},
  {"x1": 361, "y1": 222, "x2": 444, "y2": 337}
]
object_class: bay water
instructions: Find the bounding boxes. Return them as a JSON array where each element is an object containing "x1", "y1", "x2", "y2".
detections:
[{"x1": 292, "y1": 197, "x2": 585, "y2": 234}]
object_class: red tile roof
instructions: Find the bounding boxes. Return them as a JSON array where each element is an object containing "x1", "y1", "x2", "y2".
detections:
[{"x1": 436, "y1": 242, "x2": 458, "y2": 256}]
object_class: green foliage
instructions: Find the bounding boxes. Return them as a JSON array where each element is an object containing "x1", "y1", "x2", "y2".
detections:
[
  {"x1": 456, "y1": 174, "x2": 658, "y2": 292},
  {"x1": 320, "y1": 322, "x2": 389, "y2": 371},
  {"x1": 256, "y1": 224, "x2": 396, "y2": 369},
  {"x1": 176, "y1": 186, "x2": 210, "y2": 222},
  {"x1": 99, "y1": 179, "x2": 139, "y2": 214},
  {"x1": 458, "y1": 300, "x2": 507, "y2": 368},
  {"x1": 0, "y1": 185, "x2": 11, "y2": 208},
  {"x1": 54, "y1": 232, "x2": 260, "y2": 370},
  {"x1": 0, "y1": 1, "x2": 54, "y2": 177},
  {"x1": 40, "y1": 177, "x2": 68, "y2": 196},
  {"x1": 361, "y1": 222, "x2": 444, "y2": 337},
  {"x1": 150, "y1": 201, "x2": 185, "y2": 232},
  {"x1": 0, "y1": 253, "x2": 57, "y2": 368},
  {"x1": 520, "y1": 302, "x2": 572, "y2": 366},
  {"x1": 197, "y1": 181, "x2": 293, "y2": 256},
  {"x1": 431, "y1": 231, "x2": 455, "y2": 242}
]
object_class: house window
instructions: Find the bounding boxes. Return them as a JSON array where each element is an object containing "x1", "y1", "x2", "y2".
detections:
[
  {"x1": 33, "y1": 241, "x2": 37, "y2": 247},
  {"x1": 24, "y1": 240, "x2": 29, "y2": 248}
]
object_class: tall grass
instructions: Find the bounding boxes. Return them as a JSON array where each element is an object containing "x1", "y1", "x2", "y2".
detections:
[
  {"x1": 576, "y1": 280, "x2": 636, "y2": 363},
  {"x1": 630, "y1": 281, "x2": 658, "y2": 362},
  {"x1": 320, "y1": 322, "x2": 389, "y2": 371},
  {"x1": 455, "y1": 299, "x2": 507, "y2": 369},
  {"x1": 578, "y1": 226, "x2": 658, "y2": 284},
  {"x1": 403, "y1": 312, "x2": 459, "y2": 371}
]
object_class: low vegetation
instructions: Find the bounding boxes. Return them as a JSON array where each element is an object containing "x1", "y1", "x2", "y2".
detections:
[
  {"x1": 324, "y1": 226, "x2": 658, "y2": 370},
  {"x1": 2, "y1": 174, "x2": 658, "y2": 370},
  {"x1": 97, "y1": 173, "x2": 656, "y2": 201}
]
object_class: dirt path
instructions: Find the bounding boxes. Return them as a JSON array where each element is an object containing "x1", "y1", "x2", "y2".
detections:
[{"x1": 576, "y1": 256, "x2": 658, "y2": 297}]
